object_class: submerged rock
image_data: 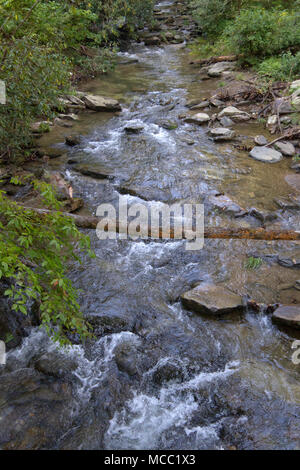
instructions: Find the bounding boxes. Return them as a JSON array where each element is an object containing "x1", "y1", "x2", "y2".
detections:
[
  {"x1": 249, "y1": 208, "x2": 277, "y2": 224},
  {"x1": 272, "y1": 305, "x2": 300, "y2": 329},
  {"x1": 274, "y1": 196, "x2": 300, "y2": 210},
  {"x1": 249, "y1": 146, "x2": 283, "y2": 163},
  {"x1": 181, "y1": 283, "x2": 244, "y2": 316},
  {"x1": 278, "y1": 251, "x2": 300, "y2": 268},
  {"x1": 82, "y1": 95, "x2": 121, "y2": 112}
]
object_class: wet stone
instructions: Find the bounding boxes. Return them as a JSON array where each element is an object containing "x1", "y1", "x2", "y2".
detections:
[
  {"x1": 82, "y1": 95, "x2": 121, "y2": 112},
  {"x1": 274, "y1": 196, "x2": 300, "y2": 210},
  {"x1": 278, "y1": 251, "x2": 300, "y2": 268},
  {"x1": 209, "y1": 128, "x2": 235, "y2": 141},
  {"x1": 254, "y1": 135, "x2": 268, "y2": 146},
  {"x1": 181, "y1": 283, "x2": 244, "y2": 316},
  {"x1": 219, "y1": 117, "x2": 234, "y2": 128},
  {"x1": 274, "y1": 141, "x2": 296, "y2": 157},
  {"x1": 272, "y1": 305, "x2": 300, "y2": 329},
  {"x1": 73, "y1": 164, "x2": 113, "y2": 180},
  {"x1": 249, "y1": 146, "x2": 283, "y2": 163},
  {"x1": 184, "y1": 113, "x2": 210, "y2": 125}
]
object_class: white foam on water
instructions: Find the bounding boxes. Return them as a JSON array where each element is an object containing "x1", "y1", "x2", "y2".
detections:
[
  {"x1": 105, "y1": 361, "x2": 239, "y2": 449},
  {"x1": 184, "y1": 420, "x2": 223, "y2": 449},
  {"x1": 70, "y1": 332, "x2": 141, "y2": 403},
  {"x1": 85, "y1": 129, "x2": 122, "y2": 154}
]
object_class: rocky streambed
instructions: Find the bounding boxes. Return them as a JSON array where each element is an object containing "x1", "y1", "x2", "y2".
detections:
[{"x1": 1, "y1": 0, "x2": 300, "y2": 450}]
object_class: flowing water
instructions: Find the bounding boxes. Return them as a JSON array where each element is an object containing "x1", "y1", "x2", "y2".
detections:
[{"x1": 5, "y1": 0, "x2": 300, "y2": 450}]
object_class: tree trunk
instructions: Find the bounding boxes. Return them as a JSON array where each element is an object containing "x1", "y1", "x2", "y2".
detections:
[{"x1": 23, "y1": 207, "x2": 300, "y2": 241}]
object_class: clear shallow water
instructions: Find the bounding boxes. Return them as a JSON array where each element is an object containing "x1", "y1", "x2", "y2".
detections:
[{"x1": 19, "y1": 1, "x2": 300, "y2": 450}]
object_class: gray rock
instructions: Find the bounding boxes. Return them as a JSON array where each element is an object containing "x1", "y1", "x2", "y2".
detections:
[
  {"x1": 180, "y1": 136, "x2": 196, "y2": 145},
  {"x1": 207, "y1": 62, "x2": 236, "y2": 77},
  {"x1": 290, "y1": 80, "x2": 300, "y2": 93},
  {"x1": 184, "y1": 113, "x2": 210, "y2": 125},
  {"x1": 34, "y1": 352, "x2": 78, "y2": 379},
  {"x1": 209, "y1": 128, "x2": 235, "y2": 141},
  {"x1": 74, "y1": 164, "x2": 112, "y2": 179},
  {"x1": 210, "y1": 98, "x2": 225, "y2": 108},
  {"x1": 278, "y1": 251, "x2": 300, "y2": 268},
  {"x1": 190, "y1": 101, "x2": 210, "y2": 110},
  {"x1": 82, "y1": 94, "x2": 121, "y2": 112},
  {"x1": 291, "y1": 96, "x2": 300, "y2": 111},
  {"x1": 274, "y1": 141, "x2": 296, "y2": 157},
  {"x1": 181, "y1": 283, "x2": 243, "y2": 316},
  {"x1": 249, "y1": 146, "x2": 283, "y2": 163},
  {"x1": 249, "y1": 207, "x2": 277, "y2": 223},
  {"x1": 124, "y1": 124, "x2": 144, "y2": 134},
  {"x1": 267, "y1": 115, "x2": 278, "y2": 129},
  {"x1": 272, "y1": 305, "x2": 300, "y2": 329},
  {"x1": 274, "y1": 196, "x2": 300, "y2": 210},
  {"x1": 66, "y1": 95, "x2": 85, "y2": 107},
  {"x1": 54, "y1": 118, "x2": 73, "y2": 128},
  {"x1": 208, "y1": 193, "x2": 246, "y2": 217},
  {"x1": 218, "y1": 106, "x2": 250, "y2": 121},
  {"x1": 219, "y1": 116, "x2": 234, "y2": 127},
  {"x1": 254, "y1": 135, "x2": 268, "y2": 146},
  {"x1": 57, "y1": 113, "x2": 79, "y2": 121},
  {"x1": 273, "y1": 98, "x2": 293, "y2": 115}
]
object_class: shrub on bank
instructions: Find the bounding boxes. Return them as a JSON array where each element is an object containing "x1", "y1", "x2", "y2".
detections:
[
  {"x1": 225, "y1": 8, "x2": 300, "y2": 58},
  {"x1": 258, "y1": 52, "x2": 300, "y2": 81}
]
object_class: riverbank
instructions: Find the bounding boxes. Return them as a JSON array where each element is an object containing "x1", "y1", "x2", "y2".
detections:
[{"x1": 1, "y1": 0, "x2": 300, "y2": 451}]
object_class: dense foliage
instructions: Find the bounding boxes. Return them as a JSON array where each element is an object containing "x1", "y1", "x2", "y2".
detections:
[
  {"x1": 0, "y1": 0, "x2": 154, "y2": 342},
  {"x1": 0, "y1": 177, "x2": 95, "y2": 344},
  {"x1": 0, "y1": 0, "x2": 154, "y2": 160},
  {"x1": 190, "y1": 0, "x2": 300, "y2": 81}
]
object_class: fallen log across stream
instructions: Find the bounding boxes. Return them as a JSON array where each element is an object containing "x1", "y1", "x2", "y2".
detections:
[{"x1": 22, "y1": 207, "x2": 300, "y2": 241}]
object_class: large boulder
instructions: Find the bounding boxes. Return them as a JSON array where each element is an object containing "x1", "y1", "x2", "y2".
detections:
[
  {"x1": 181, "y1": 283, "x2": 244, "y2": 316},
  {"x1": 249, "y1": 146, "x2": 283, "y2": 163},
  {"x1": 272, "y1": 305, "x2": 300, "y2": 329},
  {"x1": 82, "y1": 94, "x2": 121, "y2": 112},
  {"x1": 207, "y1": 62, "x2": 236, "y2": 77}
]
